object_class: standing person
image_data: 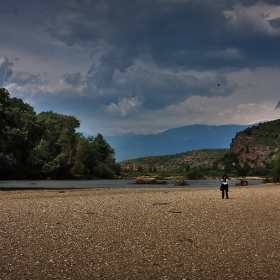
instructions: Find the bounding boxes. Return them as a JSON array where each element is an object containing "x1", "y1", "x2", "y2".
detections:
[{"x1": 220, "y1": 174, "x2": 229, "y2": 199}]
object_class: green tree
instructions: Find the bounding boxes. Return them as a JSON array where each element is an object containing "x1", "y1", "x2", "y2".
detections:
[
  {"x1": 92, "y1": 133, "x2": 115, "y2": 162},
  {"x1": 0, "y1": 89, "x2": 118, "y2": 180},
  {"x1": 33, "y1": 111, "x2": 80, "y2": 178},
  {"x1": 71, "y1": 133, "x2": 118, "y2": 179},
  {"x1": 0, "y1": 88, "x2": 10, "y2": 140},
  {"x1": 71, "y1": 133, "x2": 92, "y2": 176},
  {"x1": 270, "y1": 150, "x2": 280, "y2": 182},
  {"x1": 137, "y1": 165, "x2": 143, "y2": 172},
  {"x1": 91, "y1": 134, "x2": 117, "y2": 178},
  {"x1": 0, "y1": 88, "x2": 42, "y2": 179},
  {"x1": 186, "y1": 167, "x2": 204, "y2": 180},
  {"x1": 237, "y1": 167, "x2": 247, "y2": 177}
]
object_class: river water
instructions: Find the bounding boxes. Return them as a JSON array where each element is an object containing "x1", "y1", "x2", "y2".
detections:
[{"x1": 0, "y1": 179, "x2": 263, "y2": 189}]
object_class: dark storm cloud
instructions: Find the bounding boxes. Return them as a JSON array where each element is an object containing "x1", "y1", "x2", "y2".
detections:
[
  {"x1": 269, "y1": 17, "x2": 280, "y2": 28},
  {"x1": 13, "y1": 7, "x2": 19, "y2": 15},
  {"x1": 48, "y1": 0, "x2": 280, "y2": 73},
  {"x1": 48, "y1": 0, "x2": 225, "y2": 72},
  {"x1": 44, "y1": 0, "x2": 280, "y2": 116},
  {"x1": 111, "y1": 70, "x2": 236, "y2": 110},
  {"x1": 0, "y1": 56, "x2": 42, "y2": 87},
  {"x1": 59, "y1": 62, "x2": 236, "y2": 114},
  {"x1": 0, "y1": 56, "x2": 13, "y2": 87},
  {"x1": 3, "y1": 0, "x2": 280, "y2": 125},
  {"x1": 88, "y1": 49, "x2": 135, "y2": 88},
  {"x1": 10, "y1": 71, "x2": 40, "y2": 85},
  {"x1": 62, "y1": 72, "x2": 84, "y2": 87}
]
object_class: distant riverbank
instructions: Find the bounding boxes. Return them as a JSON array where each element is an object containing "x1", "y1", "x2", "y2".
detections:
[{"x1": 0, "y1": 178, "x2": 263, "y2": 190}]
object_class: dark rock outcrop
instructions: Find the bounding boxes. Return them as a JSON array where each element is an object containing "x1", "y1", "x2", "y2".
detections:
[
  {"x1": 134, "y1": 179, "x2": 167, "y2": 185},
  {"x1": 175, "y1": 180, "x2": 190, "y2": 186},
  {"x1": 235, "y1": 179, "x2": 248, "y2": 186}
]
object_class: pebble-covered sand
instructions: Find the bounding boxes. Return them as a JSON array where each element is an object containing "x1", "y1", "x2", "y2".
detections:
[{"x1": 0, "y1": 184, "x2": 279, "y2": 280}]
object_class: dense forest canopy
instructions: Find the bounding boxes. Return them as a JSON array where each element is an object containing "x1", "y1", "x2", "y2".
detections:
[{"x1": 0, "y1": 88, "x2": 120, "y2": 180}]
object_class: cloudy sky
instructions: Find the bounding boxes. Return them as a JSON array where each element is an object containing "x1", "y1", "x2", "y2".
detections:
[{"x1": 1, "y1": 0, "x2": 280, "y2": 136}]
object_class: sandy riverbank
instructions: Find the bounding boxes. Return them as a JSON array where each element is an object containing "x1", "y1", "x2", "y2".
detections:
[{"x1": 1, "y1": 184, "x2": 279, "y2": 280}]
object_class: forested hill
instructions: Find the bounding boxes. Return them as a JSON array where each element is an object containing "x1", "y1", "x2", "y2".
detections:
[
  {"x1": 120, "y1": 149, "x2": 229, "y2": 172},
  {"x1": 0, "y1": 88, "x2": 120, "y2": 180},
  {"x1": 120, "y1": 119, "x2": 280, "y2": 177}
]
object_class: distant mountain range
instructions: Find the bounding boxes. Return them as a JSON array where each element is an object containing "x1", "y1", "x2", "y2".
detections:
[{"x1": 104, "y1": 124, "x2": 251, "y2": 162}]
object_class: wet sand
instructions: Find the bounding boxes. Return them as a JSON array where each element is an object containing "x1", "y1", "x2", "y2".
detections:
[{"x1": 1, "y1": 184, "x2": 279, "y2": 279}]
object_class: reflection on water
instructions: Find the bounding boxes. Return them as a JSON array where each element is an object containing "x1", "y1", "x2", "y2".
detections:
[{"x1": 0, "y1": 179, "x2": 263, "y2": 189}]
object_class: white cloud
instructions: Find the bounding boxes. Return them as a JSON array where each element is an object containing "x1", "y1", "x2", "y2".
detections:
[
  {"x1": 104, "y1": 95, "x2": 145, "y2": 118},
  {"x1": 224, "y1": 3, "x2": 280, "y2": 36},
  {"x1": 98, "y1": 126, "x2": 165, "y2": 136}
]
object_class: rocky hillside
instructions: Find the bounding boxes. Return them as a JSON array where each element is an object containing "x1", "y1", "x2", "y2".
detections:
[
  {"x1": 120, "y1": 149, "x2": 228, "y2": 171},
  {"x1": 120, "y1": 119, "x2": 280, "y2": 172},
  {"x1": 229, "y1": 119, "x2": 280, "y2": 168}
]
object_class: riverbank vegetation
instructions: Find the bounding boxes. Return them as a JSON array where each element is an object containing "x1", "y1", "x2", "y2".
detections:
[
  {"x1": 119, "y1": 150, "x2": 275, "y2": 181},
  {"x1": 120, "y1": 165, "x2": 270, "y2": 181},
  {"x1": 0, "y1": 88, "x2": 121, "y2": 180}
]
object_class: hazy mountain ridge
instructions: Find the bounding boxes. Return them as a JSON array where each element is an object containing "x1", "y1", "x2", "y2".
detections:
[
  {"x1": 119, "y1": 119, "x2": 280, "y2": 172},
  {"x1": 105, "y1": 124, "x2": 251, "y2": 162}
]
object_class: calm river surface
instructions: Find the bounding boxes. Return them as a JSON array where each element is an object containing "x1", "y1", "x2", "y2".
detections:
[{"x1": 0, "y1": 179, "x2": 263, "y2": 189}]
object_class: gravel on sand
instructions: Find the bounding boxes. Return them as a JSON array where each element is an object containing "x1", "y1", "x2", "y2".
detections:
[{"x1": 0, "y1": 184, "x2": 279, "y2": 280}]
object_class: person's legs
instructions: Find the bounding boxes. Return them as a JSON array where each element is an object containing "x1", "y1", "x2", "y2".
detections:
[
  {"x1": 226, "y1": 187, "x2": 229, "y2": 199},
  {"x1": 222, "y1": 188, "x2": 225, "y2": 199}
]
